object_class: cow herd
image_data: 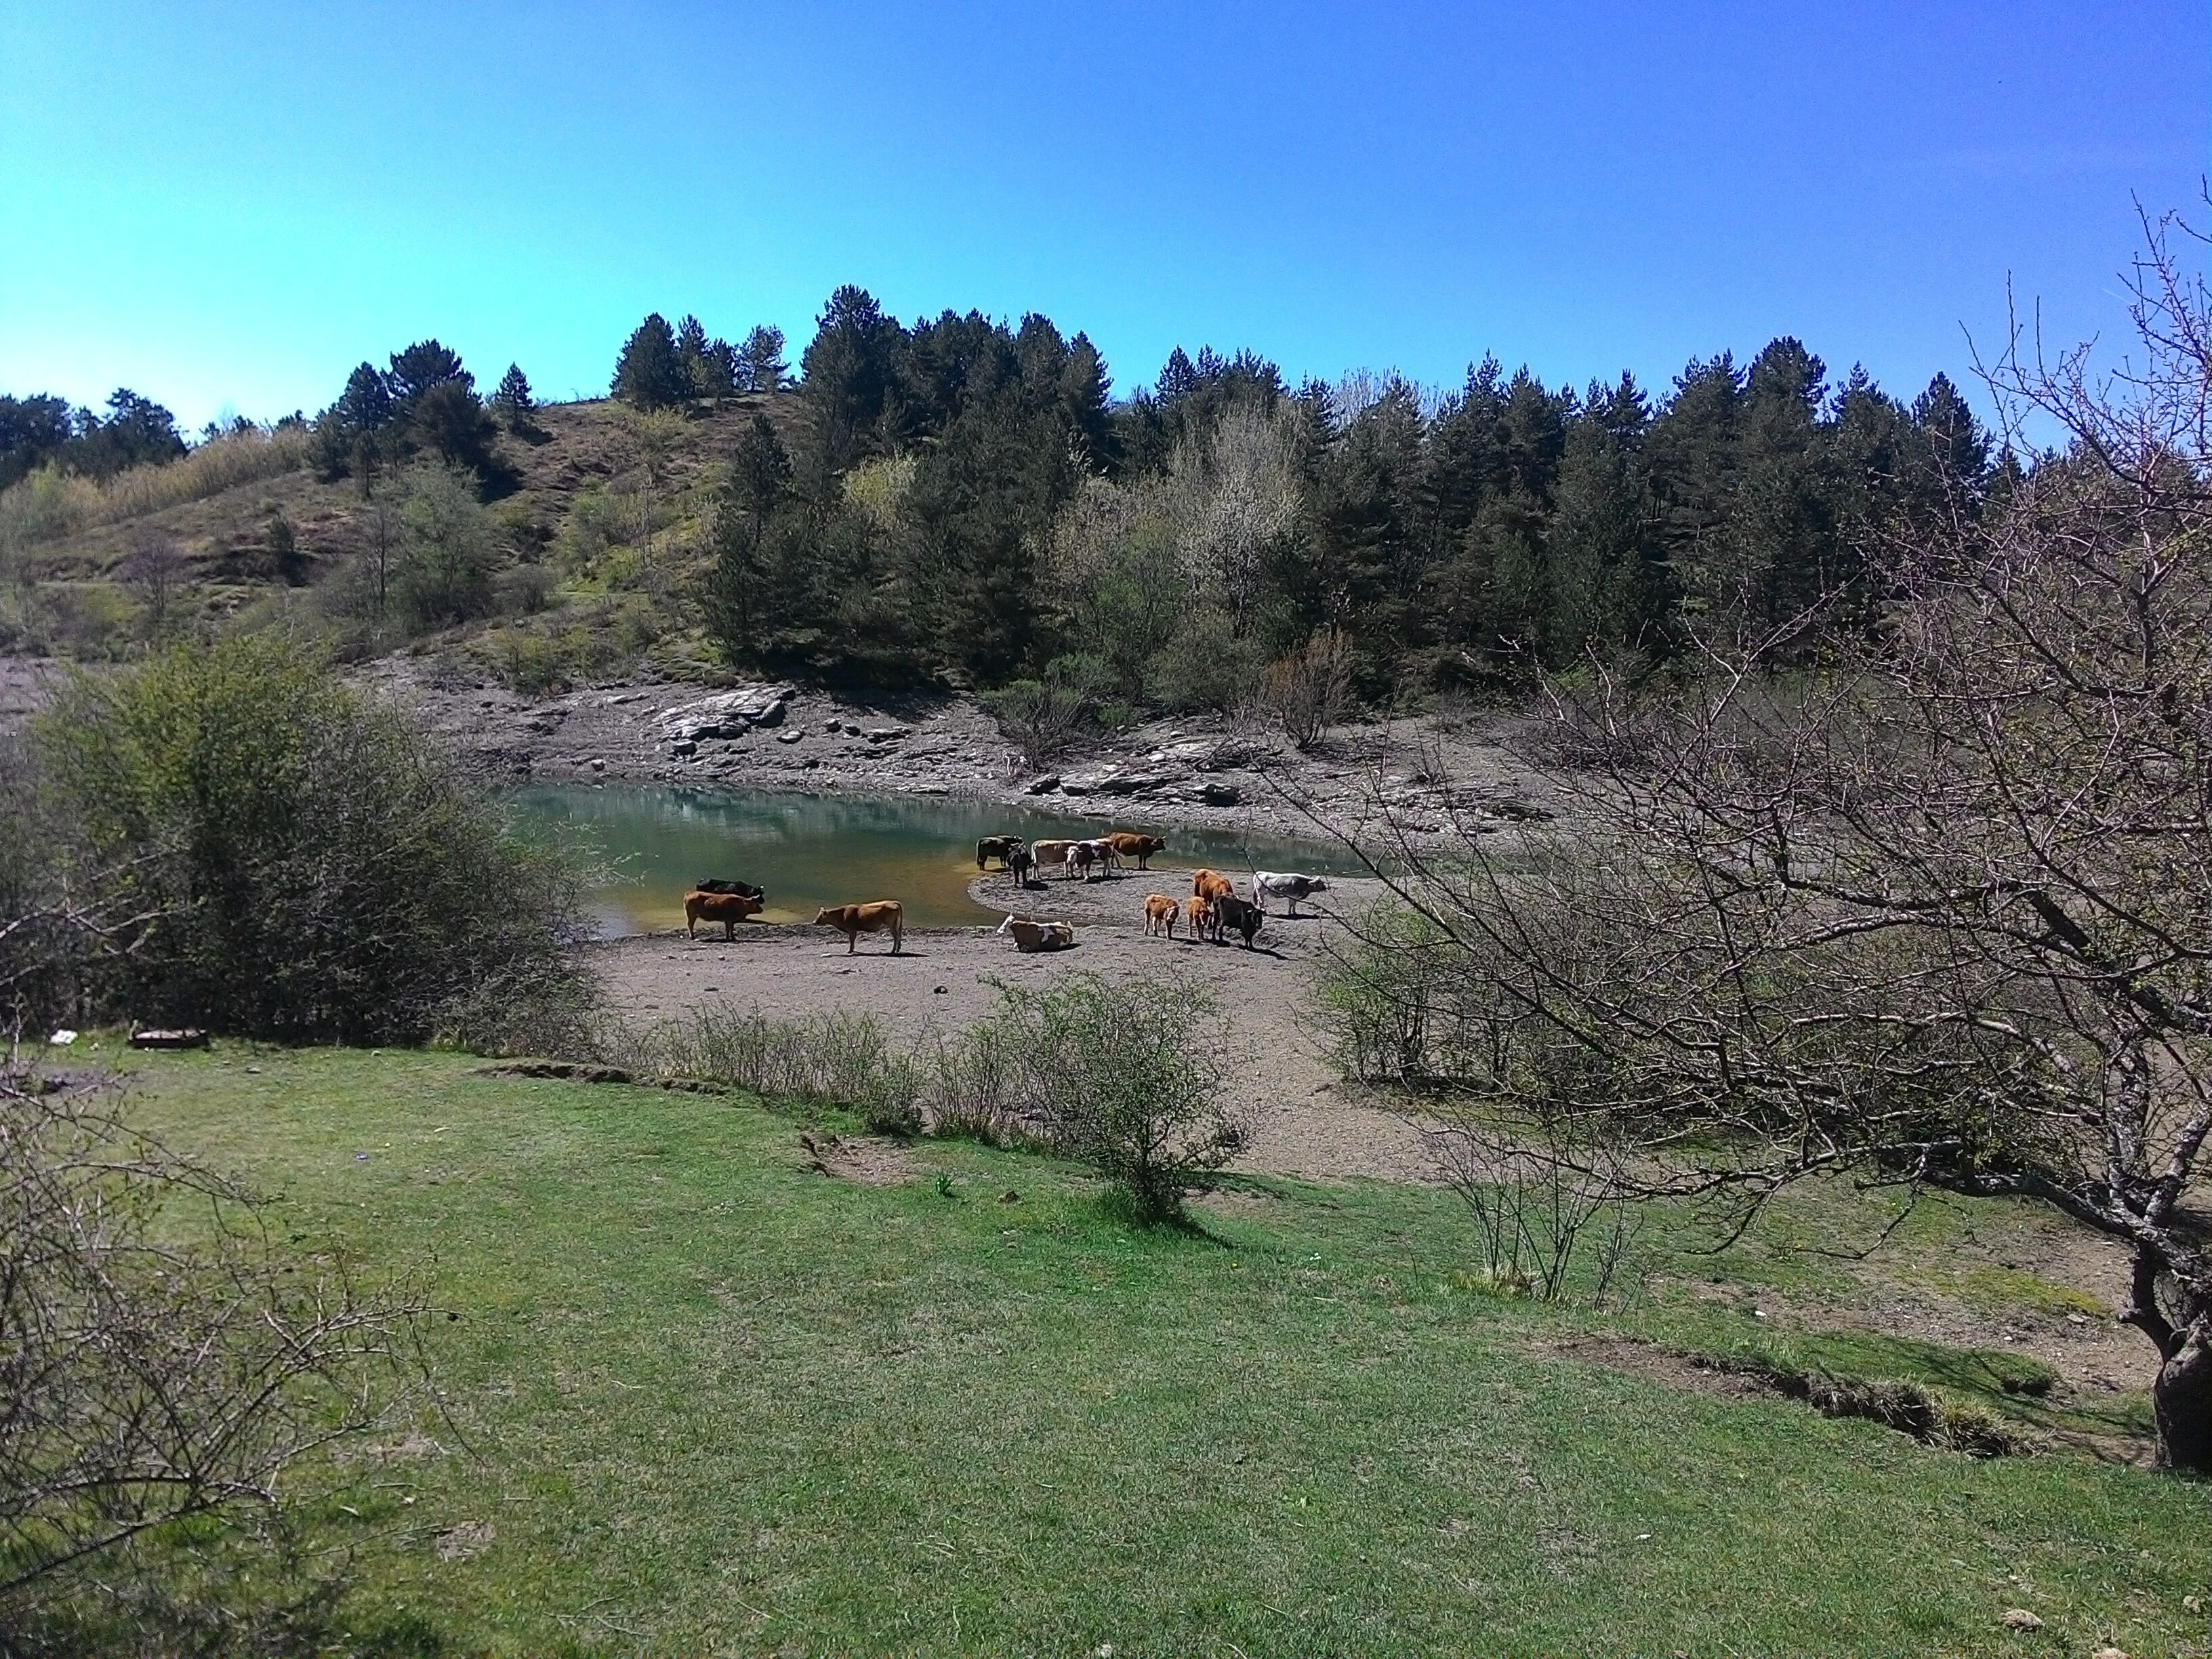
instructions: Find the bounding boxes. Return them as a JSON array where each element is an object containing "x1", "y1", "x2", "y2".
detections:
[{"x1": 680, "y1": 827, "x2": 1331, "y2": 960}]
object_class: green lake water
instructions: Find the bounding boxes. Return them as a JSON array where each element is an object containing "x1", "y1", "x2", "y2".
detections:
[{"x1": 510, "y1": 784, "x2": 1372, "y2": 935}]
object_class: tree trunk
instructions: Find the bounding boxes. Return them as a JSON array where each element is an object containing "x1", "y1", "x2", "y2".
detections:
[{"x1": 2153, "y1": 1319, "x2": 2212, "y2": 1473}]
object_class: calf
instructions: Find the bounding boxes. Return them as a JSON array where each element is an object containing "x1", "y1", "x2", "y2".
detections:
[
  {"x1": 1191, "y1": 867, "x2": 1235, "y2": 903},
  {"x1": 1252, "y1": 871, "x2": 1330, "y2": 917},
  {"x1": 997, "y1": 914, "x2": 1077, "y2": 952},
  {"x1": 977, "y1": 836, "x2": 1025, "y2": 870},
  {"x1": 1214, "y1": 893, "x2": 1266, "y2": 949},
  {"x1": 1065, "y1": 842, "x2": 1099, "y2": 880},
  {"x1": 1143, "y1": 893, "x2": 1179, "y2": 937},
  {"x1": 1184, "y1": 894, "x2": 1221, "y2": 943},
  {"x1": 1107, "y1": 831, "x2": 1166, "y2": 869},
  {"x1": 686, "y1": 887, "x2": 763, "y2": 938},
  {"x1": 693, "y1": 878, "x2": 764, "y2": 900},
  {"x1": 813, "y1": 900, "x2": 904, "y2": 955}
]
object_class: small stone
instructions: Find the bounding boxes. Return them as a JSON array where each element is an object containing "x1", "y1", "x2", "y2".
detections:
[
  {"x1": 589, "y1": 758, "x2": 605, "y2": 771},
  {"x1": 671, "y1": 740, "x2": 696, "y2": 757},
  {"x1": 777, "y1": 729, "x2": 804, "y2": 744},
  {"x1": 1999, "y1": 1609, "x2": 2043, "y2": 1631},
  {"x1": 1000, "y1": 1190, "x2": 1021, "y2": 1203},
  {"x1": 2092, "y1": 1647, "x2": 2130, "y2": 1659},
  {"x1": 1026, "y1": 773, "x2": 1061, "y2": 794}
]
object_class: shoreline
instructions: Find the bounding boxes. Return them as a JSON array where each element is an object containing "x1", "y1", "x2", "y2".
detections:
[{"x1": 350, "y1": 657, "x2": 1572, "y2": 848}]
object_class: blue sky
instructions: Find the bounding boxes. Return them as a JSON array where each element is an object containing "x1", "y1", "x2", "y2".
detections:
[{"x1": 1, "y1": 2, "x2": 2203, "y2": 431}]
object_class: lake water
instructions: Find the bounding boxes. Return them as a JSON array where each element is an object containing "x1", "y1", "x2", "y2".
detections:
[{"x1": 510, "y1": 784, "x2": 1372, "y2": 935}]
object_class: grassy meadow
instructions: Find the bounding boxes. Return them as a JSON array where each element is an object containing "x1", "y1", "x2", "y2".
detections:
[{"x1": 100, "y1": 1042, "x2": 2212, "y2": 1658}]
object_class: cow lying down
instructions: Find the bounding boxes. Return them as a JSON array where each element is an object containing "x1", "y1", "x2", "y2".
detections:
[
  {"x1": 997, "y1": 914, "x2": 1076, "y2": 952},
  {"x1": 694, "y1": 878, "x2": 765, "y2": 900}
]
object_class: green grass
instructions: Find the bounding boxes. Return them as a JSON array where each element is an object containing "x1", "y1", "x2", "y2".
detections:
[{"x1": 103, "y1": 1042, "x2": 2212, "y2": 1658}]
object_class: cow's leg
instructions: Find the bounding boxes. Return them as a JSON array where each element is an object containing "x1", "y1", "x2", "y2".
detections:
[{"x1": 846, "y1": 933, "x2": 857, "y2": 954}]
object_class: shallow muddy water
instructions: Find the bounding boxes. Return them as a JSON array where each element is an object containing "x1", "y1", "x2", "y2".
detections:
[{"x1": 511, "y1": 784, "x2": 1373, "y2": 935}]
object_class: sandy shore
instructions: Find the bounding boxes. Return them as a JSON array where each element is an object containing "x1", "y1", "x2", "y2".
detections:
[{"x1": 591, "y1": 868, "x2": 1438, "y2": 1185}]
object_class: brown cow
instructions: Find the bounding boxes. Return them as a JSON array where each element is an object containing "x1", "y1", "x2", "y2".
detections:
[
  {"x1": 813, "y1": 900, "x2": 904, "y2": 954},
  {"x1": 685, "y1": 888, "x2": 763, "y2": 939},
  {"x1": 1184, "y1": 894, "x2": 1220, "y2": 943},
  {"x1": 1143, "y1": 893, "x2": 1178, "y2": 937},
  {"x1": 1191, "y1": 867, "x2": 1235, "y2": 903},
  {"x1": 1108, "y1": 831, "x2": 1167, "y2": 869}
]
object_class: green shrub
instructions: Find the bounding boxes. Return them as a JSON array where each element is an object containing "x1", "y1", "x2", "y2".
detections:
[
  {"x1": 394, "y1": 464, "x2": 495, "y2": 631},
  {"x1": 30, "y1": 636, "x2": 593, "y2": 1046},
  {"x1": 965, "y1": 970, "x2": 1244, "y2": 1224}
]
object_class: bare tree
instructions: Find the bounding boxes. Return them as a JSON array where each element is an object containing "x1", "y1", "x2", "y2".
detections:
[
  {"x1": 0, "y1": 1067, "x2": 425, "y2": 1616},
  {"x1": 117, "y1": 531, "x2": 186, "y2": 640},
  {"x1": 1258, "y1": 626, "x2": 1352, "y2": 750},
  {"x1": 1305, "y1": 205, "x2": 2212, "y2": 1471}
]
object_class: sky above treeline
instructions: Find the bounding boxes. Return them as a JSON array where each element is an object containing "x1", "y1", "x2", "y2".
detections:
[{"x1": 2, "y1": 1, "x2": 2204, "y2": 432}]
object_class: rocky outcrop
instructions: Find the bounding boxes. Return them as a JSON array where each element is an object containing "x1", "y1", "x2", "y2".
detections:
[{"x1": 653, "y1": 684, "x2": 796, "y2": 741}]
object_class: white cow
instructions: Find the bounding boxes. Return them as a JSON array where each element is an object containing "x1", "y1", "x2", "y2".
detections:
[
  {"x1": 998, "y1": 914, "x2": 1077, "y2": 951},
  {"x1": 1252, "y1": 872, "x2": 1330, "y2": 916}
]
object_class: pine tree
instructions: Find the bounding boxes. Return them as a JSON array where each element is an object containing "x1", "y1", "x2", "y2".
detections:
[
  {"x1": 739, "y1": 325, "x2": 788, "y2": 394},
  {"x1": 611, "y1": 314, "x2": 690, "y2": 410},
  {"x1": 491, "y1": 364, "x2": 536, "y2": 430}
]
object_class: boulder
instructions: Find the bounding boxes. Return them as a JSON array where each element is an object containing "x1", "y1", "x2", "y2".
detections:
[
  {"x1": 655, "y1": 684, "x2": 796, "y2": 742},
  {"x1": 1025, "y1": 773, "x2": 1061, "y2": 795},
  {"x1": 1199, "y1": 781, "x2": 1242, "y2": 806}
]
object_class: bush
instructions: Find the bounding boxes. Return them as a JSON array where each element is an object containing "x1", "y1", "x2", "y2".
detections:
[
  {"x1": 981, "y1": 653, "x2": 1113, "y2": 769},
  {"x1": 394, "y1": 465, "x2": 495, "y2": 631},
  {"x1": 29, "y1": 636, "x2": 594, "y2": 1046},
  {"x1": 966, "y1": 971, "x2": 1244, "y2": 1223},
  {"x1": 618, "y1": 1006, "x2": 924, "y2": 1136},
  {"x1": 1258, "y1": 626, "x2": 1352, "y2": 749}
]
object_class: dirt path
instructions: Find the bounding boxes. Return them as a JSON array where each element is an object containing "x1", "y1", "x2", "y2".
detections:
[{"x1": 592, "y1": 869, "x2": 1437, "y2": 1185}]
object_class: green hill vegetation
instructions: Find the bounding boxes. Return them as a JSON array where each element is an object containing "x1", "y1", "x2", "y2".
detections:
[{"x1": 0, "y1": 292, "x2": 1994, "y2": 718}]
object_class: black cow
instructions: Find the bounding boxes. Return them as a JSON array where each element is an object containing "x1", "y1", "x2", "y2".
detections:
[
  {"x1": 1214, "y1": 894, "x2": 1265, "y2": 949},
  {"x1": 694, "y1": 878, "x2": 764, "y2": 900}
]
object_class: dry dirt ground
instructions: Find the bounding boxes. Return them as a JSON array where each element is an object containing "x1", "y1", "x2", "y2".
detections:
[{"x1": 592, "y1": 868, "x2": 1440, "y2": 1186}]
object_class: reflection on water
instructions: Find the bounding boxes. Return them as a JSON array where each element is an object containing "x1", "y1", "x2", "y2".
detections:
[{"x1": 508, "y1": 784, "x2": 1371, "y2": 935}]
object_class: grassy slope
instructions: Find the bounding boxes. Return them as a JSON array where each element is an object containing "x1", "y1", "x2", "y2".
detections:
[
  {"x1": 9, "y1": 396, "x2": 790, "y2": 669},
  {"x1": 112, "y1": 1042, "x2": 2208, "y2": 1659}
]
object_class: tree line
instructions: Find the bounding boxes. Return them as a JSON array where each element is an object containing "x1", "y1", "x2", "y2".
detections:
[
  {"x1": 697, "y1": 285, "x2": 2001, "y2": 706},
  {"x1": 3, "y1": 287, "x2": 2000, "y2": 709}
]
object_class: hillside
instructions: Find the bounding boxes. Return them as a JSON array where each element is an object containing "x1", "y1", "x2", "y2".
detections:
[{"x1": 1, "y1": 393, "x2": 796, "y2": 687}]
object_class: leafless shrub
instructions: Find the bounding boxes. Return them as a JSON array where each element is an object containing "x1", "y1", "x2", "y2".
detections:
[
  {"x1": 1258, "y1": 626, "x2": 1352, "y2": 750},
  {"x1": 614, "y1": 1006, "x2": 924, "y2": 1135},
  {"x1": 1426, "y1": 1113, "x2": 1640, "y2": 1305},
  {"x1": 117, "y1": 531, "x2": 188, "y2": 640},
  {"x1": 0, "y1": 1067, "x2": 424, "y2": 1629}
]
